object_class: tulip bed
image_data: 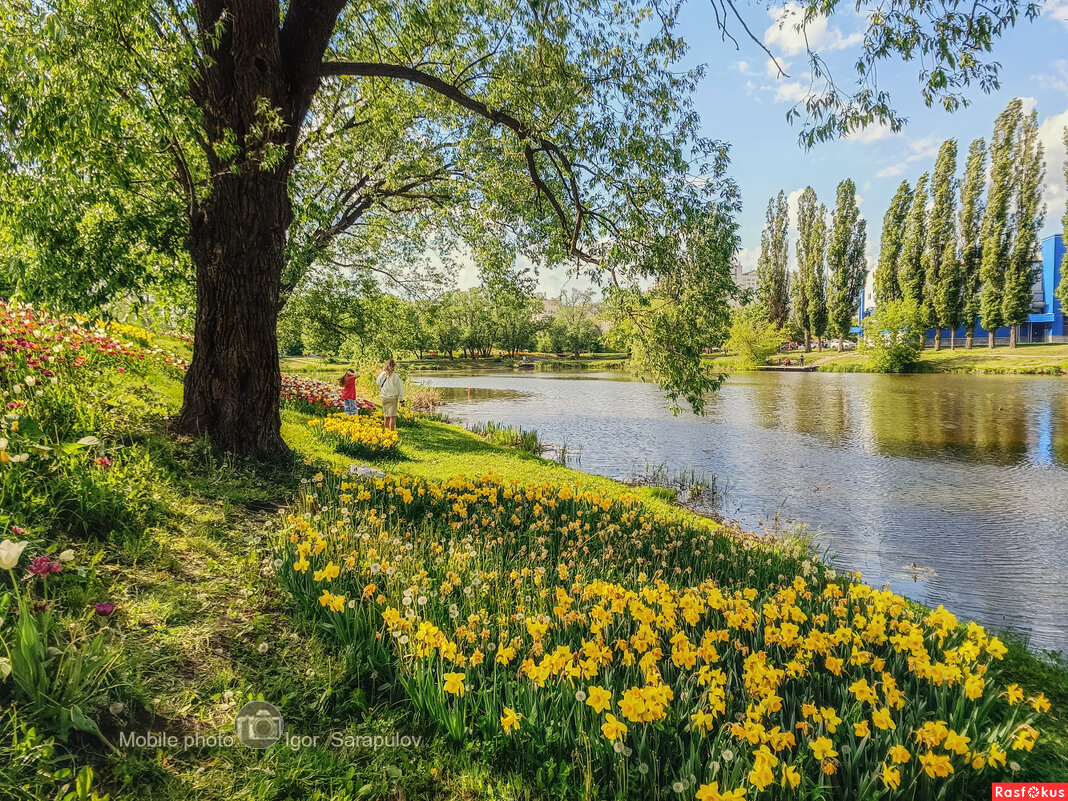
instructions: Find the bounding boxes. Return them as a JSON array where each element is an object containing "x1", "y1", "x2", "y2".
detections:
[{"x1": 275, "y1": 470, "x2": 1048, "y2": 800}]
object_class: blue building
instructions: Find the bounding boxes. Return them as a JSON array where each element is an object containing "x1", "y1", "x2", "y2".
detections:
[{"x1": 856, "y1": 233, "x2": 1066, "y2": 343}]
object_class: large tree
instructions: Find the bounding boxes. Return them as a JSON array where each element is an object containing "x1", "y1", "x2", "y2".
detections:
[
  {"x1": 0, "y1": 0, "x2": 1040, "y2": 455},
  {"x1": 923, "y1": 140, "x2": 959, "y2": 350},
  {"x1": 980, "y1": 100, "x2": 1022, "y2": 349},
  {"x1": 794, "y1": 187, "x2": 826, "y2": 352},
  {"x1": 826, "y1": 179, "x2": 867, "y2": 351},
  {"x1": 874, "y1": 180, "x2": 912, "y2": 304},
  {"x1": 757, "y1": 191, "x2": 791, "y2": 328},
  {"x1": 959, "y1": 138, "x2": 987, "y2": 349},
  {"x1": 1002, "y1": 107, "x2": 1045, "y2": 348}
]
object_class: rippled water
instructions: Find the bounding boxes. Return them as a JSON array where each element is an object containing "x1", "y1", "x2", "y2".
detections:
[{"x1": 416, "y1": 369, "x2": 1068, "y2": 654}]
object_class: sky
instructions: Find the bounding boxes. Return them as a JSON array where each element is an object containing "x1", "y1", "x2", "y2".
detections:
[{"x1": 460, "y1": 0, "x2": 1068, "y2": 297}]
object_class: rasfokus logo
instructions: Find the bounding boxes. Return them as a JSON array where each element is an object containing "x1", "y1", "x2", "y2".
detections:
[{"x1": 992, "y1": 784, "x2": 1068, "y2": 799}]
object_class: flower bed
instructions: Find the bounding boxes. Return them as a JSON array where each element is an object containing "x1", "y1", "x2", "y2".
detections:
[
  {"x1": 274, "y1": 471, "x2": 1047, "y2": 800},
  {"x1": 306, "y1": 413, "x2": 399, "y2": 459}
]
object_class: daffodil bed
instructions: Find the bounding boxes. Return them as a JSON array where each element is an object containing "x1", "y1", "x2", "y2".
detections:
[
  {"x1": 306, "y1": 413, "x2": 400, "y2": 458},
  {"x1": 274, "y1": 470, "x2": 1047, "y2": 800}
]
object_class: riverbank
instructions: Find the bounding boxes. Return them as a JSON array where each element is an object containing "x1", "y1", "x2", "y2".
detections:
[
  {"x1": 281, "y1": 352, "x2": 630, "y2": 378},
  {"x1": 812, "y1": 343, "x2": 1068, "y2": 374},
  {"x1": 5, "y1": 316, "x2": 1067, "y2": 799},
  {"x1": 699, "y1": 343, "x2": 1068, "y2": 375}
]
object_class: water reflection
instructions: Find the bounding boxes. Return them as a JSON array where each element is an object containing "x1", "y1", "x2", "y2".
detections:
[{"x1": 417, "y1": 370, "x2": 1068, "y2": 652}]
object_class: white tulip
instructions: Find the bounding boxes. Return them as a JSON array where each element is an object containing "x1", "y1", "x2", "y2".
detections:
[{"x1": 0, "y1": 540, "x2": 29, "y2": 570}]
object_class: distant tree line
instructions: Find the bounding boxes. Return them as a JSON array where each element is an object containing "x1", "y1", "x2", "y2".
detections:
[
  {"x1": 278, "y1": 282, "x2": 603, "y2": 360},
  {"x1": 751, "y1": 179, "x2": 867, "y2": 354},
  {"x1": 751, "y1": 98, "x2": 1059, "y2": 356},
  {"x1": 874, "y1": 98, "x2": 1046, "y2": 349}
]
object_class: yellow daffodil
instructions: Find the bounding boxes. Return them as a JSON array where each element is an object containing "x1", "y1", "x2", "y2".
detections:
[
  {"x1": 586, "y1": 685, "x2": 612, "y2": 714},
  {"x1": 601, "y1": 713, "x2": 627, "y2": 741},
  {"x1": 443, "y1": 672, "x2": 466, "y2": 696},
  {"x1": 810, "y1": 736, "x2": 837, "y2": 761},
  {"x1": 500, "y1": 707, "x2": 520, "y2": 733}
]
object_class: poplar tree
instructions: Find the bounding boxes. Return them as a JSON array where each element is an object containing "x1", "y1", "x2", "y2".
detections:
[
  {"x1": 757, "y1": 191, "x2": 791, "y2": 328},
  {"x1": 827, "y1": 179, "x2": 867, "y2": 351},
  {"x1": 794, "y1": 187, "x2": 817, "y2": 351},
  {"x1": 874, "y1": 180, "x2": 912, "y2": 303},
  {"x1": 1002, "y1": 107, "x2": 1045, "y2": 348},
  {"x1": 898, "y1": 172, "x2": 930, "y2": 323},
  {"x1": 797, "y1": 188, "x2": 828, "y2": 352},
  {"x1": 980, "y1": 99, "x2": 1022, "y2": 349},
  {"x1": 808, "y1": 205, "x2": 830, "y2": 351},
  {"x1": 924, "y1": 140, "x2": 959, "y2": 350},
  {"x1": 959, "y1": 139, "x2": 987, "y2": 349}
]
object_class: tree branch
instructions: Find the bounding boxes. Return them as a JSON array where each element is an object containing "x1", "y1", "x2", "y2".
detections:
[{"x1": 319, "y1": 61, "x2": 599, "y2": 264}]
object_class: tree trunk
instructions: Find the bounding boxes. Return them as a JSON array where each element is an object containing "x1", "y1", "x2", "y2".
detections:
[
  {"x1": 988, "y1": 330, "x2": 996, "y2": 349},
  {"x1": 837, "y1": 336, "x2": 843, "y2": 352},
  {"x1": 950, "y1": 328, "x2": 956, "y2": 350},
  {"x1": 177, "y1": 171, "x2": 291, "y2": 458},
  {"x1": 934, "y1": 329, "x2": 941, "y2": 351},
  {"x1": 966, "y1": 330, "x2": 973, "y2": 350},
  {"x1": 803, "y1": 329, "x2": 811, "y2": 353},
  {"x1": 1009, "y1": 325, "x2": 1018, "y2": 349}
]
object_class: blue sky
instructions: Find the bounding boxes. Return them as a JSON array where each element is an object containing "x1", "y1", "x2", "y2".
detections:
[{"x1": 498, "y1": 0, "x2": 1068, "y2": 297}]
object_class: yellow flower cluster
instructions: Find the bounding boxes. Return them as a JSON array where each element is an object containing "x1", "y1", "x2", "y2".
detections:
[
  {"x1": 105, "y1": 320, "x2": 156, "y2": 344},
  {"x1": 275, "y1": 470, "x2": 1048, "y2": 800},
  {"x1": 307, "y1": 413, "x2": 399, "y2": 457}
]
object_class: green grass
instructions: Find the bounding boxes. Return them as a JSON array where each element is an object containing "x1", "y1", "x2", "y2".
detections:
[
  {"x1": 280, "y1": 353, "x2": 631, "y2": 379},
  {"x1": 282, "y1": 408, "x2": 686, "y2": 517},
  {"x1": 813, "y1": 343, "x2": 1068, "y2": 374}
]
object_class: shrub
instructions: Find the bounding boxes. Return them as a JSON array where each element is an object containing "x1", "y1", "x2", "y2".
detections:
[
  {"x1": 860, "y1": 300, "x2": 926, "y2": 372},
  {"x1": 726, "y1": 305, "x2": 783, "y2": 370}
]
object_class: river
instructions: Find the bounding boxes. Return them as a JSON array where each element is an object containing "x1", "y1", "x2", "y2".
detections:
[{"x1": 415, "y1": 369, "x2": 1068, "y2": 654}]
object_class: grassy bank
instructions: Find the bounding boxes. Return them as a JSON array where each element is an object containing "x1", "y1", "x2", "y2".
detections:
[
  {"x1": 811, "y1": 344, "x2": 1068, "y2": 375},
  {"x1": 2, "y1": 309, "x2": 1066, "y2": 800},
  {"x1": 281, "y1": 353, "x2": 631, "y2": 378}
]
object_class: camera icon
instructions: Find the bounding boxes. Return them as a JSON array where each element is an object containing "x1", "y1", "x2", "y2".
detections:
[{"x1": 234, "y1": 701, "x2": 283, "y2": 748}]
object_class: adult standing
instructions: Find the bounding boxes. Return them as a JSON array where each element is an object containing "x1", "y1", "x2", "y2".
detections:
[{"x1": 376, "y1": 359, "x2": 405, "y2": 431}]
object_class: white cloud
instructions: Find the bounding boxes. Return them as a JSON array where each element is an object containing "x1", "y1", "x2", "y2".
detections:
[
  {"x1": 845, "y1": 121, "x2": 896, "y2": 144},
  {"x1": 786, "y1": 187, "x2": 806, "y2": 222},
  {"x1": 1033, "y1": 61, "x2": 1068, "y2": 94},
  {"x1": 1038, "y1": 109, "x2": 1068, "y2": 237},
  {"x1": 1043, "y1": 0, "x2": 1068, "y2": 29},
  {"x1": 774, "y1": 81, "x2": 811, "y2": 103},
  {"x1": 1020, "y1": 96, "x2": 1038, "y2": 116},
  {"x1": 764, "y1": 3, "x2": 864, "y2": 58},
  {"x1": 873, "y1": 136, "x2": 941, "y2": 180},
  {"x1": 876, "y1": 164, "x2": 907, "y2": 179},
  {"x1": 735, "y1": 60, "x2": 759, "y2": 76}
]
